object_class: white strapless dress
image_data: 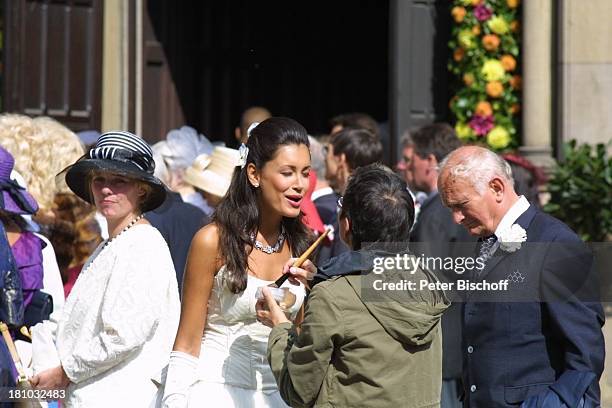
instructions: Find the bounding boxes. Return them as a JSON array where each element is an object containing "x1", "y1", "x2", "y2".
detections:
[{"x1": 188, "y1": 266, "x2": 305, "y2": 407}]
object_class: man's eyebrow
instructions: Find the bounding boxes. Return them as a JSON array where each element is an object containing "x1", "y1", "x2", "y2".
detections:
[{"x1": 444, "y1": 197, "x2": 467, "y2": 206}]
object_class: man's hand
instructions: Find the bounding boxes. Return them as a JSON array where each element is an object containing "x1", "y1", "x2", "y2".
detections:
[
  {"x1": 256, "y1": 287, "x2": 290, "y2": 328},
  {"x1": 30, "y1": 365, "x2": 70, "y2": 390}
]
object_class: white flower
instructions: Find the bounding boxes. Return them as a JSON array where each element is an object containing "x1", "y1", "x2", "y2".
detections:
[
  {"x1": 498, "y1": 224, "x2": 527, "y2": 253},
  {"x1": 238, "y1": 143, "x2": 249, "y2": 169}
]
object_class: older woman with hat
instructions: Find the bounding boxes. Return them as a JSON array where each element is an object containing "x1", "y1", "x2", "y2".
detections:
[
  {"x1": 152, "y1": 126, "x2": 214, "y2": 215},
  {"x1": 30, "y1": 131, "x2": 180, "y2": 407}
]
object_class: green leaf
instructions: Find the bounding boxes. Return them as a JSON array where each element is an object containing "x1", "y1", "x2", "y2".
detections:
[{"x1": 544, "y1": 140, "x2": 612, "y2": 241}]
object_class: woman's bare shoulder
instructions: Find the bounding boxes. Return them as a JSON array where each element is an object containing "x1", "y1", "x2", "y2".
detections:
[
  {"x1": 189, "y1": 223, "x2": 225, "y2": 271},
  {"x1": 192, "y1": 223, "x2": 220, "y2": 249}
]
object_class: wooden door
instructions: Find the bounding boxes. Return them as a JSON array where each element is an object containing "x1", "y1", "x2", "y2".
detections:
[{"x1": 3, "y1": 0, "x2": 103, "y2": 131}]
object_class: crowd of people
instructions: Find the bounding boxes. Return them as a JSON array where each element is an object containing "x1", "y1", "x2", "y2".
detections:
[{"x1": 0, "y1": 108, "x2": 604, "y2": 408}]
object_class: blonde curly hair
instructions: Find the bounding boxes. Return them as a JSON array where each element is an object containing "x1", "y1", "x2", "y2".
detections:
[
  {"x1": 33, "y1": 117, "x2": 85, "y2": 197},
  {"x1": 0, "y1": 114, "x2": 85, "y2": 212},
  {"x1": 0, "y1": 113, "x2": 38, "y2": 189}
]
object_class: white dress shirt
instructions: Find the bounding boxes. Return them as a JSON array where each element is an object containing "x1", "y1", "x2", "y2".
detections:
[{"x1": 491, "y1": 195, "x2": 530, "y2": 255}]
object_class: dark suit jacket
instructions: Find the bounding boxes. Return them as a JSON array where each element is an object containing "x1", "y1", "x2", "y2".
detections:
[
  {"x1": 410, "y1": 192, "x2": 476, "y2": 380},
  {"x1": 313, "y1": 191, "x2": 349, "y2": 265},
  {"x1": 146, "y1": 192, "x2": 209, "y2": 291},
  {"x1": 462, "y1": 205, "x2": 604, "y2": 407}
]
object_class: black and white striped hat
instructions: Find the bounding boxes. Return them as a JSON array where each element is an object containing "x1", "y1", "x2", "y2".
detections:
[{"x1": 64, "y1": 131, "x2": 166, "y2": 211}]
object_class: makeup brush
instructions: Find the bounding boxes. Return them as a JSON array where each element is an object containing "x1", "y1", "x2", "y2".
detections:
[{"x1": 273, "y1": 227, "x2": 330, "y2": 288}]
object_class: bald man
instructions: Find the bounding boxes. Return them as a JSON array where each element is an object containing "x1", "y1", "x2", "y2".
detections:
[
  {"x1": 234, "y1": 106, "x2": 272, "y2": 144},
  {"x1": 438, "y1": 146, "x2": 604, "y2": 407}
]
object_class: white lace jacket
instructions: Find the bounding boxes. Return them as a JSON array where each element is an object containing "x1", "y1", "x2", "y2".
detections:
[{"x1": 56, "y1": 224, "x2": 180, "y2": 407}]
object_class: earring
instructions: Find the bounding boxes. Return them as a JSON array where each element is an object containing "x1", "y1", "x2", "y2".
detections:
[{"x1": 253, "y1": 183, "x2": 259, "y2": 188}]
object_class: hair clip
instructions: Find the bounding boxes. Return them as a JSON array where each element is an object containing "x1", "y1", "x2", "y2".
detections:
[
  {"x1": 238, "y1": 144, "x2": 249, "y2": 169},
  {"x1": 246, "y1": 122, "x2": 260, "y2": 139}
]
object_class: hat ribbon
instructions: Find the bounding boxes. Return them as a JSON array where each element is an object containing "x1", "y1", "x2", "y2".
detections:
[
  {"x1": 89, "y1": 146, "x2": 155, "y2": 174},
  {"x1": 0, "y1": 179, "x2": 38, "y2": 214}
]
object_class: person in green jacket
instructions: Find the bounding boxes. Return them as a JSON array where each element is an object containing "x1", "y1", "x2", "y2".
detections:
[{"x1": 257, "y1": 164, "x2": 450, "y2": 408}]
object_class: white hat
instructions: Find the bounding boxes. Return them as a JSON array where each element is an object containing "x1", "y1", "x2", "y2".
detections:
[
  {"x1": 183, "y1": 147, "x2": 240, "y2": 198},
  {"x1": 162, "y1": 126, "x2": 214, "y2": 171}
]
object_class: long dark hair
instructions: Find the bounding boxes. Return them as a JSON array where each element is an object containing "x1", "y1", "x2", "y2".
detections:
[{"x1": 214, "y1": 117, "x2": 313, "y2": 293}]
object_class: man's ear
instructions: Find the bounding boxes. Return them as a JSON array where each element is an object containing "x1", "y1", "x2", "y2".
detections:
[
  {"x1": 234, "y1": 127, "x2": 242, "y2": 142},
  {"x1": 337, "y1": 154, "x2": 352, "y2": 193},
  {"x1": 428, "y1": 154, "x2": 438, "y2": 166},
  {"x1": 339, "y1": 214, "x2": 352, "y2": 248},
  {"x1": 489, "y1": 177, "x2": 505, "y2": 201},
  {"x1": 246, "y1": 163, "x2": 260, "y2": 188},
  {"x1": 338, "y1": 153, "x2": 349, "y2": 171}
]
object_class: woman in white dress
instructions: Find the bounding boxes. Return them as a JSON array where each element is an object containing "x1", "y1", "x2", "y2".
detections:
[
  {"x1": 162, "y1": 117, "x2": 314, "y2": 407},
  {"x1": 30, "y1": 131, "x2": 181, "y2": 407}
]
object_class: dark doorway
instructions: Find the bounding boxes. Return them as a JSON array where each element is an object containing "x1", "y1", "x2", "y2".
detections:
[
  {"x1": 143, "y1": 0, "x2": 389, "y2": 145},
  {"x1": 389, "y1": 0, "x2": 452, "y2": 162}
]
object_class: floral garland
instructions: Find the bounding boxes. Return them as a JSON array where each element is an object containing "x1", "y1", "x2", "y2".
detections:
[{"x1": 448, "y1": 0, "x2": 521, "y2": 151}]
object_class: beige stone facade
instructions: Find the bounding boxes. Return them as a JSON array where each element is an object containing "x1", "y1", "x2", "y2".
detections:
[
  {"x1": 522, "y1": 0, "x2": 612, "y2": 164},
  {"x1": 560, "y1": 0, "x2": 612, "y2": 149}
]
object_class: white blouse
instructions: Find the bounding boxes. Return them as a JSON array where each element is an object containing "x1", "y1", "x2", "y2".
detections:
[{"x1": 56, "y1": 224, "x2": 180, "y2": 407}]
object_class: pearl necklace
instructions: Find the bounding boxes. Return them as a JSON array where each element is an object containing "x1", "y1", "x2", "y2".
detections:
[
  {"x1": 250, "y1": 227, "x2": 286, "y2": 254},
  {"x1": 103, "y1": 214, "x2": 144, "y2": 248}
]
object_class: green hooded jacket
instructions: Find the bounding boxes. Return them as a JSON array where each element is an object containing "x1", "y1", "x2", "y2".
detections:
[{"x1": 267, "y1": 249, "x2": 450, "y2": 408}]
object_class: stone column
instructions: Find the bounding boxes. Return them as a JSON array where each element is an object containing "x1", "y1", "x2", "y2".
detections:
[
  {"x1": 520, "y1": 0, "x2": 555, "y2": 168},
  {"x1": 101, "y1": 0, "x2": 130, "y2": 131}
]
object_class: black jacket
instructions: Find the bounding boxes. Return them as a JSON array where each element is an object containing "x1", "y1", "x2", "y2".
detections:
[
  {"x1": 410, "y1": 192, "x2": 476, "y2": 380},
  {"x1": 146, "y1": 192, "x2": 209, "y2": 290},
  {"x1": 462, "y1": 206, "x2": 603, "y2": 407},
  {"x1": 0, "y1": 222, "x2": 24, "y2": 327}
]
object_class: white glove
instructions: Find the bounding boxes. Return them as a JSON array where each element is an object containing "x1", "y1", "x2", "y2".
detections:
[{"x1": 162, "y1": 351, "x2": 198, "y2": 408}]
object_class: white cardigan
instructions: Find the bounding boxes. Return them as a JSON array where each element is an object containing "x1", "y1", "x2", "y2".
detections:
[{"x1": 56, "y1": 224, "x2": 180, "y2": 407}]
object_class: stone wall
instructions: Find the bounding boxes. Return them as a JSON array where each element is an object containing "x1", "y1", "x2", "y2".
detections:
[{"x1": 560, "y1": 0, "x2": 612, "y2": 149}]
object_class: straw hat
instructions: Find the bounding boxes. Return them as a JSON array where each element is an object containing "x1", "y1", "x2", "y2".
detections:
[
  {"x1": 184, "y1": 147, "x2": 240, "y2": 198},
  {"x1": 63, "y1": 131, "x2": 166, "y2": 212}
]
